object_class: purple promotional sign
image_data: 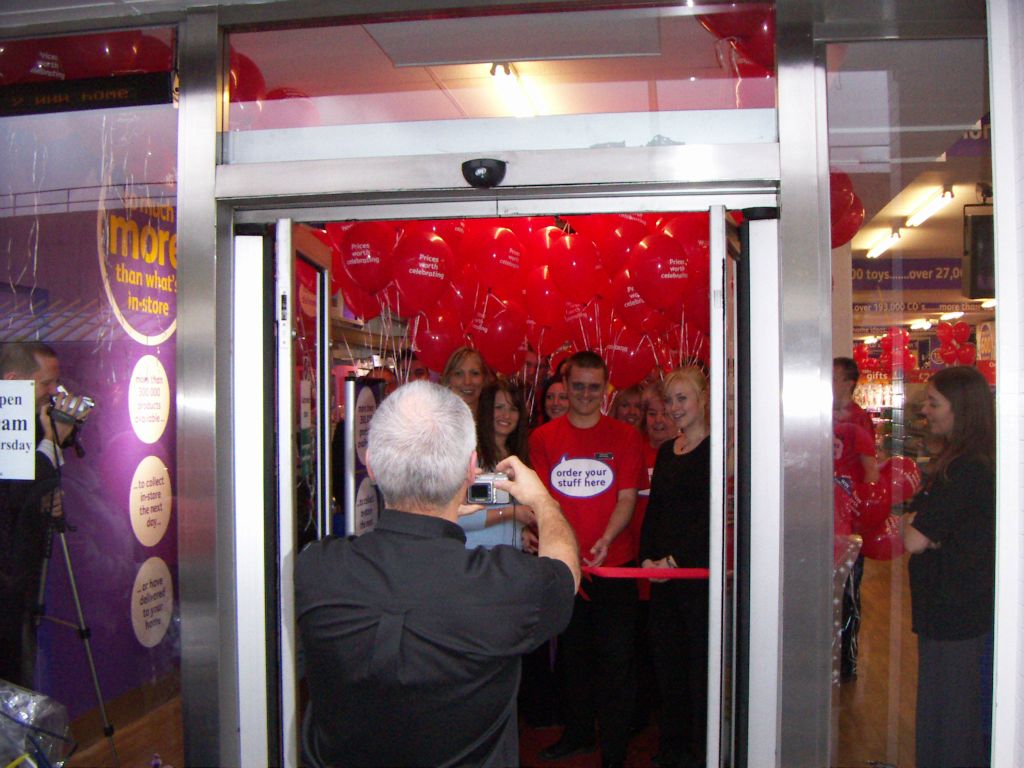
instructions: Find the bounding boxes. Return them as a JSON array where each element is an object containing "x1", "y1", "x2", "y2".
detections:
[
  {"x1": 851, "y1": 258, "x2": 963, "y2": 292},
  {"x1": 0, "y1": 200, "x2": 179, "y2": 717}
]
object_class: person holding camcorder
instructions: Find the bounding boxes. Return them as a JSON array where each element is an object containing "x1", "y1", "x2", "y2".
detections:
[{"x1": 0, "y1": 342, "x2": 94, "y2": 688}]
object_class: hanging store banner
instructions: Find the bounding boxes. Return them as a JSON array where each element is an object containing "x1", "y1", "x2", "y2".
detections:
[{"x1": 851, "y1": 258, "x2": 963, "y2": 292}]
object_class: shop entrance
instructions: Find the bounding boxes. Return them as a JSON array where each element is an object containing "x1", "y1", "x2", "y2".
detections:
[{"x1": 230, "y1": 194, "x2": 778, "y2": 767}]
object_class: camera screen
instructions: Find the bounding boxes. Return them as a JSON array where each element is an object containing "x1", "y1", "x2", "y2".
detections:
[{"x1": 468, "y1": 483, "x2": 490, "y2": 502}]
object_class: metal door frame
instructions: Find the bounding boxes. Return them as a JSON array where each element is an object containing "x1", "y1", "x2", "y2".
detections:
[{"x1": 227, "y1": 186, "x2": 775, "y2": 768}]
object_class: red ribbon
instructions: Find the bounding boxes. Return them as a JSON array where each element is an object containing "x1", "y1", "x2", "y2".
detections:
[{"x1": 583, "y1": 566, "x2": 710, "y2": 580}]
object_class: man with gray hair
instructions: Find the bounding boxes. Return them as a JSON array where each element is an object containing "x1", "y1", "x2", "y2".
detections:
[{"x1": 296, "y1": 380, "x2": 580, "y2": 768}]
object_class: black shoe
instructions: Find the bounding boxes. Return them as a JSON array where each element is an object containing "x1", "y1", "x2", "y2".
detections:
[{"x1": 537, "y1": 736, "x2": 597, "y2": 761}]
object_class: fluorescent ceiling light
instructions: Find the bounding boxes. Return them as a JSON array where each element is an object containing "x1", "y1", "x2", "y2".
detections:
[
  {"x1": 862, "y1": 335, "x2": 880, "y2": 345},
  {"x1": 865, "y1": 227, "x2": 901, "y2": 259},
  {"x1": 940, "y1": 311, "x2": 965, "y2": 321},
  {"x1": 980, "y1": 299, "x2": 996, "y2": 309},
  {"x1": 909, "y1": 319, "x2": 932, "y2": 330},
  {"x1": 905, "y1": 187, "x2": 954, "y2": 227}
]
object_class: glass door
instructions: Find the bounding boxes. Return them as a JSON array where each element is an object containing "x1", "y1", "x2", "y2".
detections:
[{"x1": 232, "y1": 194, "x2": 772, "y2": 768}]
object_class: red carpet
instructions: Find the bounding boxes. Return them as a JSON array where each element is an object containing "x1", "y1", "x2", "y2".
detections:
[{"x1": 518, "y1": 721, "x2": 660, "y2": 768}]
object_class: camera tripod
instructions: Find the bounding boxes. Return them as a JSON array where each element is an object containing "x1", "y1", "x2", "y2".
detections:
[{"x1": 34, "y1": 488, "x2": 119, "y2": 767}]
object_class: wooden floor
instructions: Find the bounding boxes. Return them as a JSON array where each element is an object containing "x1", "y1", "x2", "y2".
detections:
[
  {"x1": 835, "y1": 556, "x2": 918, "y2": 768},
  {"x1": 62, "y1": 559, "x2": 916, "y2": 768}
]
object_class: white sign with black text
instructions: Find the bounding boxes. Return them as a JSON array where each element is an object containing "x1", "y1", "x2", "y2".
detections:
[{"x1": 0, "y1": 380, "x2": 37, "y2": 480}]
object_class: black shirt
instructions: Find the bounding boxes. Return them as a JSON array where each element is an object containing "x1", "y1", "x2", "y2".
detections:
[
  {"x1": 908, "y1": 454, "x2": 995, "y2": 640},
  {"x1": 296, "y1": 508, "x2": 575, "y2": 767},
  {"x1": 639, "y1": 437, "x2": 711, "y2": 568}
]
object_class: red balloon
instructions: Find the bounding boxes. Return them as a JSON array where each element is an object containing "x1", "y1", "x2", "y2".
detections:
[
  {"x1": 526, "y1": 315, "x2": 570, "y2": 357},
  {"x1": 628, "y1": 233, "x2": 693, "y2": 314},
  {"x1": 853, "y1": 482, "x2": 891, "y2": 535},
  {"x1": 660, "y1": 212, "x2": 709, "y2": 249},
  {"x1": 612, "y1": 267, "x2": 658, "y2": 335},
  {"x1": 464, "y1": 226, "x2": 524, "y2": 300},
  {"x1": 853, "y1": 344, "x2": 870, "y2": 362},
  {"x1": 63, "y1": 31, "x2": 145, "y2": 79},
  {"x1": 412, "y1": 304, "x2": 465, "y2": 373},
  {"x1": 860, "y1": 515, "x2": 905, "y2": 561},
  {"x1": 505, "y1": 216, "x2": 557, "y2": 249},
  {"x1": 0, "y1": 39, "x2": 39, "y2": 85},
  {"x1": 131, "y1": 35, "x2": 174, "y2": 74},
  {"x1": 952, "y1": 320, "x2": 972, "y2": 344},
  {"x1": 829, "y1": 171, "x2": 855, "y2": 221},
  {"x1": 565, "y1": 297, "x2": 613, "y2": 351},
  {"x1": 698, "y1": 8, "x2": 776, "y2": 70},
  {"x1": 831, "y1": 193, "x2": 865, "y2": 248},
  {"x1": 525, "y1": 266, "x2": 568, "y2": 328},
  {"x1": 470, "y1": 298, "x2": 528, "y2": 375},
  {"x1": 522, "y1": 226, "x2": 565, "y2": 272},
  {"x1": 229, "y1": 49, "x2": 266, "y2": 103},
  {"x1": 595, "y1": 215, "x2": 649, "y2": 276},
  {"x1": 956, "y1": 342, "x2": 977, "y2": 366},
  {"x1": 411, "y1": 219, "x2": 466, "y2": 258},
  {"x1": 339, "y1": 280, "x2": 381, "y2": 322},
  {"x1": 939, "y1": 345, "x2": 959, "y2": 365},
  {"x1": 879, "y1": 334, "x2": 893, "y2": 352},
  {"x1": 605, "y1": 321, "x2": 657, "y2": 390},
  {"x1": 880, "y1": 456, "x2": 921, "y2": 505},
  {"x1": 328, "y1": 221, "x2": 397, "y2": 294},
  {"x1": 549, "y1": 234, "x2": 603, "y2": 303},
  {"x1": 935, "y1": 322, "x2": 954, "y2": 344},
  {"x1": 391, "y1": 230, "x2": 451, "y2": 315},
  {"x1": 448, "y1": 265, "x2": 482, "y2": 330}
]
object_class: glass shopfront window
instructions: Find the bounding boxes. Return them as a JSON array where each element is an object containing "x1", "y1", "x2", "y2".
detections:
[
  {"x1": 222, "y1": 3, "x2": 776, "y2": 164},
  {"x1": 0, "y1": 27, "x2": 182, "y2": 767},
  {"x1": 827, "y1": 32, "x2": 994, "y2": 767}
]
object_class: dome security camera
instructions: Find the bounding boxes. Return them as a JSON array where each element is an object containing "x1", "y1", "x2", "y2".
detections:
[{"x1": 461, "y1": 158, "x2": 507, "y2": 189}]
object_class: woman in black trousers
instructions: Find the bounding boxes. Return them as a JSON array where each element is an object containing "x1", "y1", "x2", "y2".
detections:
[
  {"x1": 902, "y1": 365, "x2": 995, "y2": 768},
  {"x1": 640, "y1": 366, "x2": 710, "y2": 768}
]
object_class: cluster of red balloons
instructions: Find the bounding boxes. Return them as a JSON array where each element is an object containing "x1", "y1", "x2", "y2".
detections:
[
  {"x1": 853, "y1": 328, "x2": 917, "y2": 373},
  {"x1": 830, "y1": 170, "x2": 865, "y2": 249},
  {"x1": 935, "y1": 320, "x2": 976, "y2": 366},
  {"x1": 0, "y1": 32, "x2": 173, "y2": 85},
  {"x1": 325, "y1": 213, "x2": 713, "y2": 387},
  {"x1": 697, "y1": 6, "x2": 775, "y2": 74},
  {"x1": 836, "y1": 456, "x2": 921, "y2": 562}
]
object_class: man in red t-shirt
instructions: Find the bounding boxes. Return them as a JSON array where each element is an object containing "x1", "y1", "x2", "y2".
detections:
[
  {"x1": 530, "y1": 351, "x2": 646, "y2": 768},
  {"x1": 833, "y1": 356, "x2": 878, "y2": 683}
]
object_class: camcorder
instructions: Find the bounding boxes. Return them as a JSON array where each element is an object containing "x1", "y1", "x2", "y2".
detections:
[
  {"x1": 467, "y1": 472, "x2": 512, "y2": 506},
  {"x1": 50, "y1": 385, "x2": 96, "y2": 425}
]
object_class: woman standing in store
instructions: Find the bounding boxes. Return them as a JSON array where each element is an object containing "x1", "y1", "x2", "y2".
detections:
[
  {"x1": 639, "y1": 367, "x2": 710, "y2": 768},
  {"x1": 459, "y1": 380, "x2": 534, "y2": 549},
  {"x1": 901, "y1": 365, "x2": 995, "y2": 768},
  {"x1": 538, "y1": 375, "x2": 570, "y2": 424},
  {"x1": 441, "y1": 346, "x2": 492, "y2": 420}
]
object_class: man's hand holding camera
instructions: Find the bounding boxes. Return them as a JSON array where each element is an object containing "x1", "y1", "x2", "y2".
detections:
[
  {"x1": 493, "y1": 456, "x2": 581, "y2": 592},
  {"x1": 41, "y1": 387, "x2": 94, "y2": 449}
]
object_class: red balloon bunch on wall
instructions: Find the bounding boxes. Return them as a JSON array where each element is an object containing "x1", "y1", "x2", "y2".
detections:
[
  {"x1": 321, "y1": 211, "x2": 717, "y2": 385},
  {"x1": 935, "y1": 321, "x2": 976, "y2": 366}
]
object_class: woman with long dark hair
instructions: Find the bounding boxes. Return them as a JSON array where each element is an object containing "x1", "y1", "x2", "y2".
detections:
[
  {"x1": 901, "y1": 365, "x2": 995, "y2": 768},
  {"x1": 459, "y1": 380, "x2": 534, "y2": 549}
]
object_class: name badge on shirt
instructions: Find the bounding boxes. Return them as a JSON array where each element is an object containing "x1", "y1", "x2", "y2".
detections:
[{"x1": 595, "y1": 452, "x2": 613, "y2": 460}]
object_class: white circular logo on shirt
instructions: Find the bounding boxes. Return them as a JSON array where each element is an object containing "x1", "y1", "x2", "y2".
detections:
[{"x1": 550, "y1": 457, "x2": 614, "y2": 498}]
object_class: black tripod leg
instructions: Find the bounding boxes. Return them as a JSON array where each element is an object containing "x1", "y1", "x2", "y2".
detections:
[{"x1": 56, "y1": 530, "x2": 120, "y2": 767}]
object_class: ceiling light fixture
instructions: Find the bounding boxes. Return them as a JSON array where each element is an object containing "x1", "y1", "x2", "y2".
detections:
[
  {"x1": 905, "y1": 186, "x2": 954, "y2": 227},
  {"x1": 865, "y1": 226, "x2": 901, "y2": 259},
  {"x1": 909, "y1": 319, "x2": 933, "y2": 331},
  {"x1": 940, "y1": 311, "x2": 965, "y2": 321},
  {"x1": 862, "y1": 335, "x2": 880, "y2": 345},
  {"x1": 980, "y1": 298, "x2": 996, "y2": 309},
  {"x1": 489, "y1": 62, "x2": 536, "y2": 118}
]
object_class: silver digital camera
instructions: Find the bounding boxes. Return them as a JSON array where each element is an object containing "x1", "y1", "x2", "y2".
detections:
[{"x1": 467, "y1": 472, "x2": 511, "y2": 505}]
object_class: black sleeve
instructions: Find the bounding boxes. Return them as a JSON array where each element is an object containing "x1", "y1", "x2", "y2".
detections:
[{"x1": 639, "y1": 441, "x2": 673, "y2": 562}]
